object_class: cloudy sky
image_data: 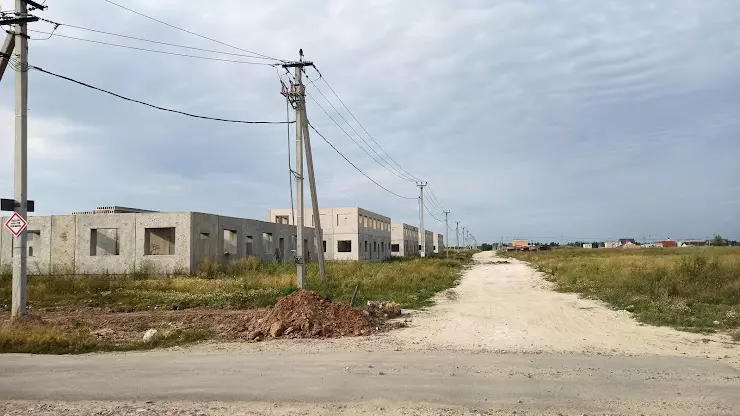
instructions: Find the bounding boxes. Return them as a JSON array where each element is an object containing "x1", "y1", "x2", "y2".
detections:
[{"x1": 1, "y1": 0, "x2": 738, "y2": 243}]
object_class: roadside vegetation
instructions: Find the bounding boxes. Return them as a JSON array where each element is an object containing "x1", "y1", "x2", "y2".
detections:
[
  {"x1": 505, "y1": 248, "x2": 740, "y2": 340},
  {"x1": 0, "y1": 250, "x2": 475, "y2": 353}
]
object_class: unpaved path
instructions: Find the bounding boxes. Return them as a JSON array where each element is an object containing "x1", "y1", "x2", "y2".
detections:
[
  {"x1": 383, "y1": 251, "x2": 740, "y2": 364},
  {"x1": 1, "y1": 252, "x2": 739, "y2": 415}
]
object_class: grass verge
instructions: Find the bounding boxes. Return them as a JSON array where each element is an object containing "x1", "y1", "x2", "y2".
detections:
[
  {"x1": 1, "y1": 250, "x2": 475, "y2": 353},
  {"x1": 505, "y1": 248, "x2": 740, "y2": 334}
]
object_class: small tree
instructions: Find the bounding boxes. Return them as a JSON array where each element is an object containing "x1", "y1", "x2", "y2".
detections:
[
  {"x1": 480, "y1": 243, "x2": 493, "y2": 251},
  {"x1": 711, "y1": 234, "x2": 728, "y2": 246}
]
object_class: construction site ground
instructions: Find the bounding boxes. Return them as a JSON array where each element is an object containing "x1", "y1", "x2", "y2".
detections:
[{"x1": 2, "y1": 251, "x2": 739, "y2": 415}]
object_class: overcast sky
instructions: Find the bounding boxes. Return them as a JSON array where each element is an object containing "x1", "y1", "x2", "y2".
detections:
[{"x1": 1, "y1": 0, "x2": 738, "y2": 243}]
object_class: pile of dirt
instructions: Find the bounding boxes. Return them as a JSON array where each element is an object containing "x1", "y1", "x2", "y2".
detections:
[{"x1": 250, "y1": 290, "x2": 376, "y2": 340}]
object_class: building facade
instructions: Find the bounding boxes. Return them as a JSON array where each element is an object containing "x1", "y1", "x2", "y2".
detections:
[
  {"x1": 1, "y1": 210, "x2": 314, "y2": 275},
  {"x1": 267, "y1": 207, "x2": 391, "y2": 261},
  {"x1": 391, "y1": 223, "x2": 418, "y2": 257}
]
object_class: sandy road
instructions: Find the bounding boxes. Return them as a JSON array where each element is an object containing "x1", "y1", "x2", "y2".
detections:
[
  {"x1": 1, "y1": 252, "x2": 739, "y2": 415},
  {"x1": 383, "y1": 252, "x2": 740, "y2": 363}
]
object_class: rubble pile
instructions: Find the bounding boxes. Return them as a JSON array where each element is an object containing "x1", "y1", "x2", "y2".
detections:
[{"x1": 249, "y1": 290, "x2": 376, "y2": 341}]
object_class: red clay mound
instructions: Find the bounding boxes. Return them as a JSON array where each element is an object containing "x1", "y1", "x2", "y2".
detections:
[{"x1": 259, "y1": 290, "x2": 375, "y2": 339}]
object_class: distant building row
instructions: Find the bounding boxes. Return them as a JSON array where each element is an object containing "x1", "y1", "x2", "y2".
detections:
[
  {"x1": 1, "y1": 205, "x2": 444, "y2": 275},
  {"x1": 267, "y1": 207, "x2": 443, "y2": 261}
]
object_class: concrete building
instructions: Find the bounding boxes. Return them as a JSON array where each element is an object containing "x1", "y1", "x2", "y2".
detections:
[
  {"x1": 433, "y1": 233, "x2": 444, "y2": 254},
  {"x1": 267, "y1": 207, "x2": 391, "y2": 261},
  {"x1": 1, "y1": 208, "x2": 314, "y2": 275},
  {"x1": 391, "y1": 223, "x2": 418, "y2": 257}
]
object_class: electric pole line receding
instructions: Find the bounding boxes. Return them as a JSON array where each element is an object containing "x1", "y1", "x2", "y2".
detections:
[
  {"x1": 417, "y1": 182, "x2": 427, "y2": 257},
  {"x1": 282, "y1": 49, "x2": 327, "y2": 288}
]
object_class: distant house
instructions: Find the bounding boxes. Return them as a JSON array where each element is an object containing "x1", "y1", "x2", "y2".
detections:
[
  {"x1": 679, "y1": 240, "x2": 708, "y2": 247},
  {"x1": 512, "y1": 240, "x2": 529, "y2": 248},
  {"x1": 582, "y1": 243, "x2": 592, "y2": 249},
  {"x1": 621, "y1": 241, "x2": 641, "y2": 249},
  {"x1": 604, "y1": 242, "x2": 618, "y2": 249},
  {"x1": 658, "y1": 239, "x2": 677, "y2": 248},
  {"x1": 619, "y1": 238, "x2": 637, "y2": 246},
  {"x1": 642, "y1": 243, "x2": 661, "y2": 248}
]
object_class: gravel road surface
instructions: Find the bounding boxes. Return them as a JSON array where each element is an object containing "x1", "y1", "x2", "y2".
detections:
[{"x1": 2, "y1": 252, "x2": 738, "y2": 415}]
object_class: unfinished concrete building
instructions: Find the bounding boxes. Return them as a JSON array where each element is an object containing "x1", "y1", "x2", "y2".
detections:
[
  {"x1": 1, "y1": 207, "x2": 315, "y2": 275},
  {"x1": 391, "y1": 223, "x2": 418, "y2": 257},
  {"x1": 267, "y1": 207, "x2": 391, "y2": 261},
  {"x1": 433, "y1": 233, "x2": 445, "y2": 254}
]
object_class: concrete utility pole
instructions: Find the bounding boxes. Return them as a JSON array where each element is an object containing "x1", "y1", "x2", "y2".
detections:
[
  {"x1": 443, "y1": 209, "x2": 450, "y2": 258},
  {"x1": 301, "y1": 112, "x2": 327, "y2": 284},
  {"x1": 283, "y1": 50, "x2": 327, "y2": 287},
  {"x1": 10, "y1": 0, "x2": 31, "y2": 318},
  {"x1": 417, "y1": 182, "x2": 427, "y2": 257},
  {"x1": 0, "y1": 32, "x2": 16, "y2": 83},
  {"x1": 455, "y1": 221, "x2": 459, "y2": 249},
  {"x1": 462, "y1": 226, "x2": 466, "y2": 249}
]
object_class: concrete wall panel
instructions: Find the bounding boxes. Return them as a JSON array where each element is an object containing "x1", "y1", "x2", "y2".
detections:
[
  {"x1": 136, "y1": 212, "x2": 191, "y2": 274},
  {"x1": 50, "y1": 215, "x2": 76, "y2": 273},
  {"x1": 75, "y1": 214, "x2": 136, "y2": 274}
]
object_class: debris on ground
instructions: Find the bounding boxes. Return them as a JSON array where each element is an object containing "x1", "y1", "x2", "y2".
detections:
[
  {"x1": 365, "y1": 300, "x2": 402, "y2": 319},
  {"x1": 142, "y1": 328, "x2": 158, "y2": 342},
  {"x1": 258, "y1": 290, "x2": 376, "y2": 339}
]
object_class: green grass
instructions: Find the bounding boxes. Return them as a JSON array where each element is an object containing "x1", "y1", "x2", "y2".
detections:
[
  {"x1": 0, "y1": 320, "x2": 211, "y2": 354},
  {"x1": 1, "y1": 251, "x2": 475, "y2": 312},
  {"x1": 505, "y1": 247, "x2": 740, "y2": 334},
  {"x1": 1, "y1": 251, "x2": 475, "y2": 354}
]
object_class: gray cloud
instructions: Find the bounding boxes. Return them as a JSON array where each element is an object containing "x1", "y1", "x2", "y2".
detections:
[{"x1": 0, "y1": 0, "x2": 738, "y2": 242}]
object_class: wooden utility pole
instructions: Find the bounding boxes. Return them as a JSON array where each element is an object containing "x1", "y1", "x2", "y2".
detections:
[{"x1": 282, "y1": 50, "x2": 327, "y2": 287}]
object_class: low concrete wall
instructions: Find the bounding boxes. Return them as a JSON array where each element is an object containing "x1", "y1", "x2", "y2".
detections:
[{"x1": 1, "y1": 212, "x2": 314, "y2": 275}]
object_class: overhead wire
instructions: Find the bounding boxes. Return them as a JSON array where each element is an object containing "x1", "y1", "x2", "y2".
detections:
[
  {"x1": 307, "y1": 73, "x2": 417, "y2": 182},
  {"x1": 280, "y1": 71, "x2": 296, "y2": 225},
  {"x1": 31, "y1": 65, "x2": 293, "y2": 124},
  {"x1": 36, "y1": 19, "x2": 273, "y2": 60},
  {"x1": 100, "y1": 0, "x2": 282, "y2": 62},
  {"x1": 311, "y1": 66, "x2": 422, "y2": 183},
  {"x1": 307, "y1": 122, "x2": 417, "y2": 200},
  {"x1": 424, "y1": 203, "x2": 443, "y2": 223},
  {"x1": 27, "y1": 29, "x2": 274, "y2": 65},
  {"x1": 426, "y1": 185, "x2": 445, "y2": 210}
]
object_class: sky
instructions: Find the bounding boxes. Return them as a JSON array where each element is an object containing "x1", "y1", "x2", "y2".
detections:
[{"x1": 0, "y1": 0, "x2": 738, "y2": 243}]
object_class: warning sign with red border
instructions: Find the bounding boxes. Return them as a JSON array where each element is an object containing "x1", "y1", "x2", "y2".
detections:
[{"x1": 4, "y1": 212, "x2": 28, "y2": 237}]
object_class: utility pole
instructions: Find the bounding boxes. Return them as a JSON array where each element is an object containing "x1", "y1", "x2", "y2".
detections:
[
  {"x1": 443, "y1": 209, "x2": 450, "y2": 258},
  {"x1": 301, "y1": 111, "x2": 327, "y2": 284},
  {"x1": 417, "y1": 182, "x2": 427, "y2": 257},
  {"x1": 5, "y1": 0, "x2": 42, "y2": 318},
  {"x1": 455, "y1": 221, "x2": 459, "y2": 249},
  {"x1": 282, "y1": 50, "x2": 327, "y2": 287},
  {"x1": 462, "y1": 226, "x2": 466, "y2": 249}
]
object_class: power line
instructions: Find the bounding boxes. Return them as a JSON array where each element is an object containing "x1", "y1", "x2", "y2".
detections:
[
  {"x1": 424, "y1": 203, "x2": 443, "y2": 223},
  {"x1": 309, "y1": 79, "x2": 416, "y2": 182},
  {"x1": 37, "y1": 19, "x2": 272, "y2": 60},
  {"x1": 100, "y1": 0, "x2": 281, "y2": 61},
  {"x1": 31, "y1": 65, "x2": 293, "y2": 124},
  {"x1": 305, "y1": 88, "x2": 420, "y2": 186},
  {"x1": 307, "y1": 122, "x2": 416, "y2": 200},
  {"x1": 27, "y1": 29, "x2": 274, "y2": 65},
  {"x1": 312, "y1": 66, "x2": 422, "y2": 183},
  {"x1": 426, "y1": 185, "x2": 445, "y2": 209}
]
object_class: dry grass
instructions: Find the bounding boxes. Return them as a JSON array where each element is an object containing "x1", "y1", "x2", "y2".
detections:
[
  {"x1": 505, "y1": 247, "x2": 740, "y2": 334},
  {"x1": 0, "y1": 318, "x2": 210, "y2": 354},
  {"x1": 0, "y1": 251, "x2": 476, "y2": 353}
]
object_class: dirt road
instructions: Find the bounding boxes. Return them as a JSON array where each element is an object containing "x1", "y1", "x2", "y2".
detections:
[{"x1": 2, "y1": 252, "x2": 739, "y2": 415}]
